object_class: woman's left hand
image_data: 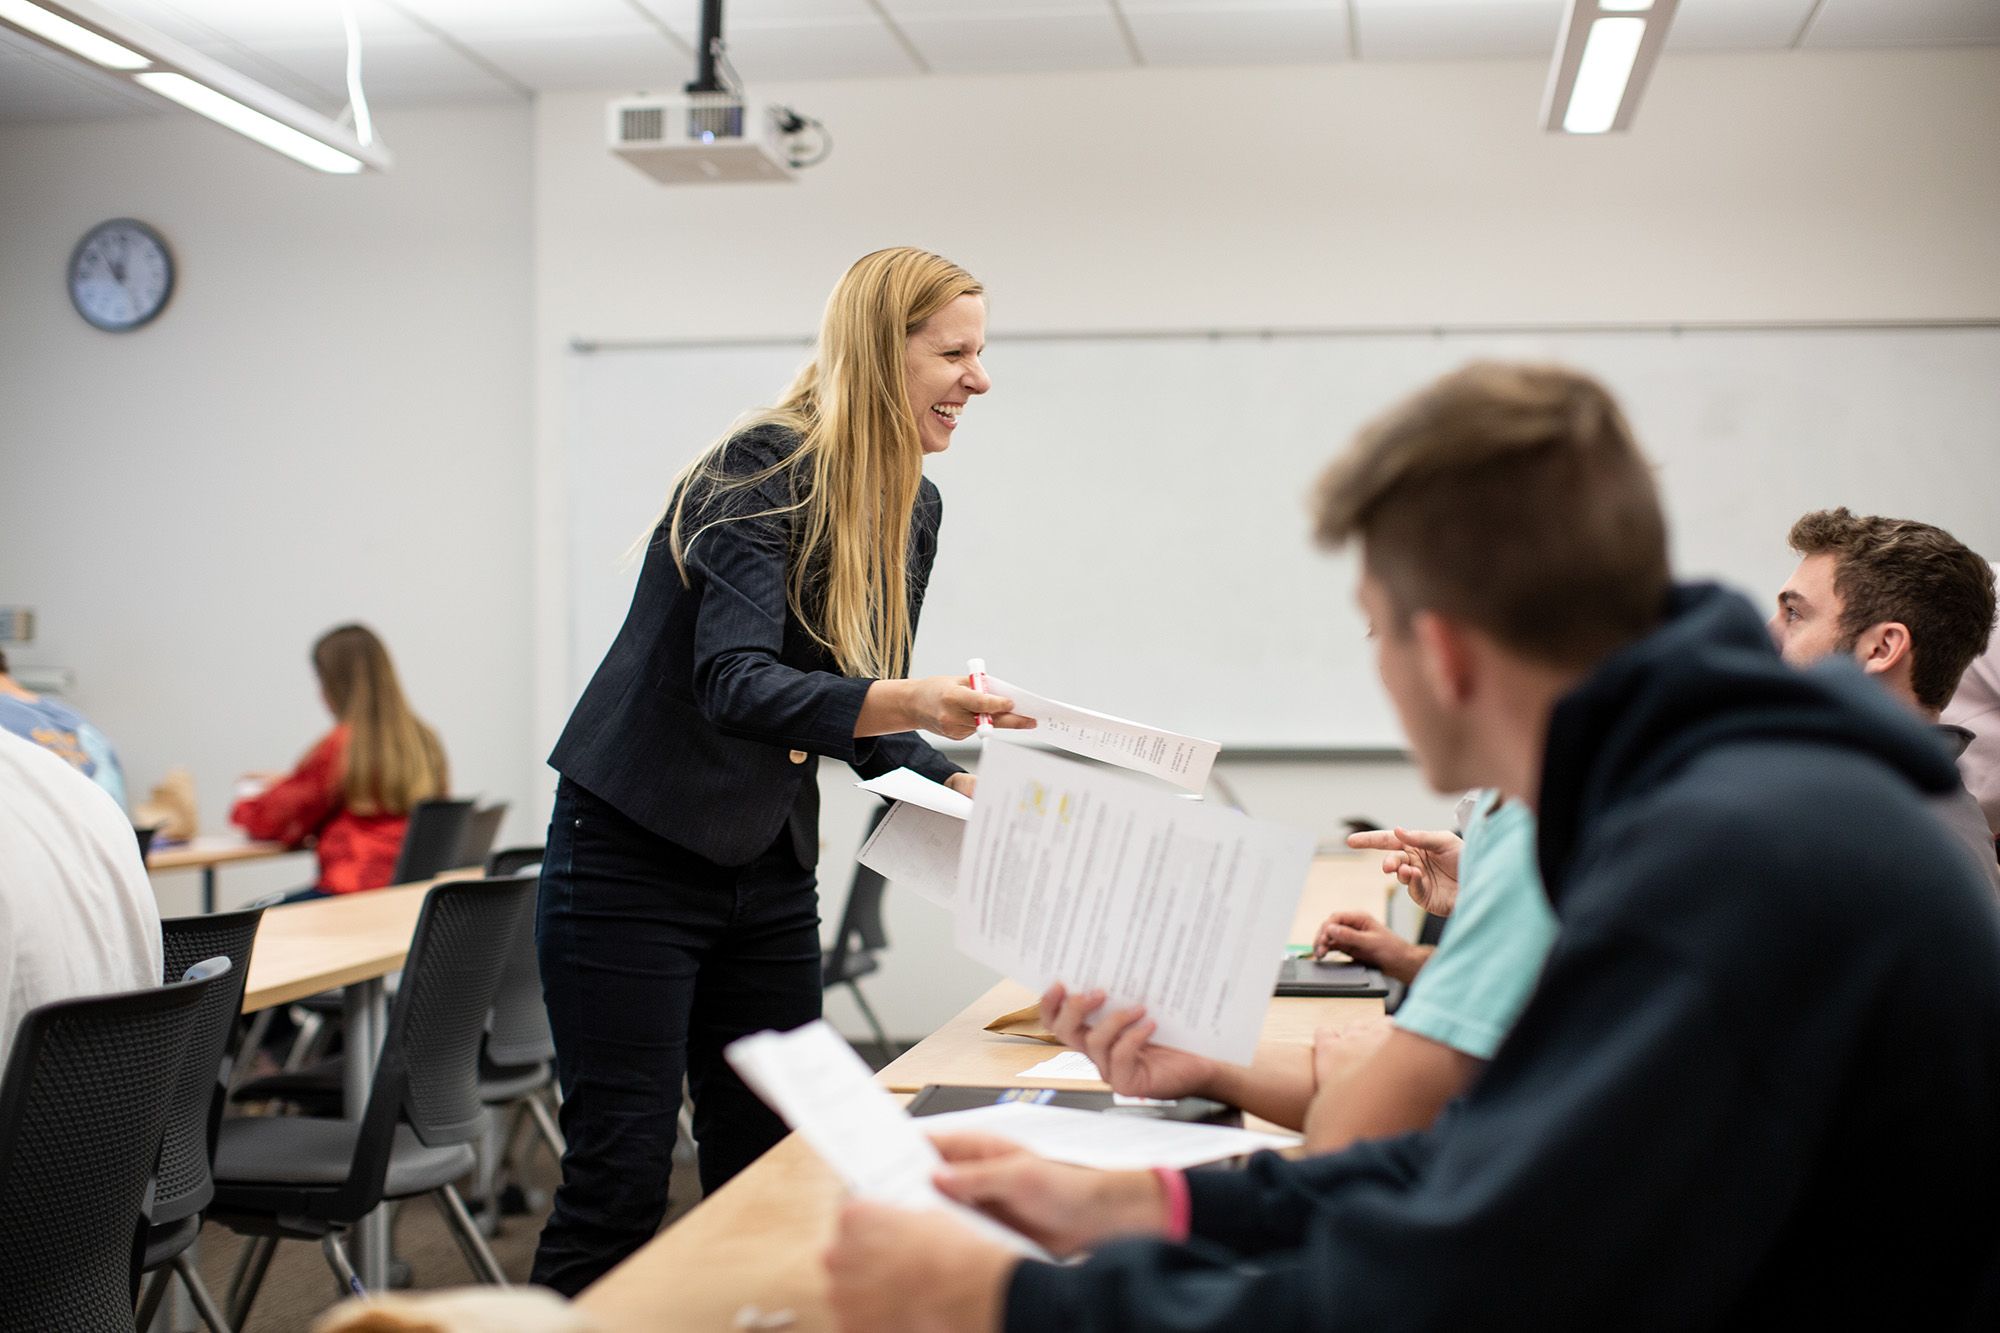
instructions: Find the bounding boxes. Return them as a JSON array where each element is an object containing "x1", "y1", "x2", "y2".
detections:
[{"x1": 944, "y1": 773, "x2": 977, "y2": 799}]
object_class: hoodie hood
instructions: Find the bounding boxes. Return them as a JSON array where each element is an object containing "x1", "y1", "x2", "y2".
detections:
[{"x1": 1536, "y1": 583, "x2": 1961, "y2": 904}]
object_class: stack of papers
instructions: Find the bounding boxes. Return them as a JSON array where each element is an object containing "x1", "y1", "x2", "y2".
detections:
[{"x1": 918, "y1": 1101, "x2": 1297, "y2": 1171}]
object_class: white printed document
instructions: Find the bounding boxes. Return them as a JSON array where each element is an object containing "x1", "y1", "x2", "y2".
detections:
[
  {"x1": 918, "y1": 1101, "x2": 1298, "y2": 1171},
  {"x1": 724, "y1": 1021, "x2": 1046, "y2": 1257},
  {"x1": 855, "y1": 769, "x2": 972, "y2": 907},
  {"x1": 955, "y1": 743, "x2": 1313, "y2": 1065},
  {"x1": 986, "y1": 675, "x2": 1220, "y2": 793}
]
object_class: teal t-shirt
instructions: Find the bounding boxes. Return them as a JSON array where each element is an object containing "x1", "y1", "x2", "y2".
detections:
[{"x1": 1392, "y1": 792, "x2": 1556, "y2": 1061}]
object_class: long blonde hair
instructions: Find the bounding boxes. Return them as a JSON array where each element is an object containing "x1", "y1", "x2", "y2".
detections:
[
  {"x1": 312, "y1": 624, "x2": 449, "y2": 816},
  {"x1": 664, "y1": 247, "x2": 983, "y2": 679}
]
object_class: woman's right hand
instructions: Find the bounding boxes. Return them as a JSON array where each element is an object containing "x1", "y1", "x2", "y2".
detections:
[
  {"x1": 1040, "y1": 984, "x2": 1218, "y2": 1102},
  {"x1": 895, "y1": 675, "x2": 1036, "y2": 741}
]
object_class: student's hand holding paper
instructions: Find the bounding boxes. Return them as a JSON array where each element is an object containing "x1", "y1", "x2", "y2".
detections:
[
  {"x1": 824, "y1": 1197, "x2": 1016, "y2": 1333},
  {"x1": 1041, "y1": 983, "x2": 1219, "y2": 1102},
  {"x1": 929, "y1": 1133, "x2": 1170, "y2": 1257},
  {"x1": 1347, "y1": 827, "x2": 1465, "y2": 917},
  {"x1": 943, "y1": 772, "x2": 977, "y2": 799}
]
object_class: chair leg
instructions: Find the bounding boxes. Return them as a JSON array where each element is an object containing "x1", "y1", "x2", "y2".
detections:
[
  {"x1": 135, "y1": 1267, "x2": 172, "y2": 1328},
  {"x1": 846, "y1": 979, "x2": 895, "y2": 1063},
  {"x1": 469, "y1": 1106, "x2": 504, "y2": 1230},
  {"x1": 227, "y1": 1234, "x2": 280, "y2": 1328},
  {"x1": 322, "y1": 1232, "x2": 367, "y2": 1300},
  {"x1": 433, "y1": 1182, "x2": 510, "y2": 1285},
  {"x1": 174, "y1": 1254, "x2": 236, "y2": 1333},
  {"x1": 527, "y1": 1090, "x2": 567, "y2": 1158}
]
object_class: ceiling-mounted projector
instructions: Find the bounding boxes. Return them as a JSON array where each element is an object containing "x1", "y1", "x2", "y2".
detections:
[
  {"x1": 606, "y1": 0, "x2": 829, "y2": 186},
  {"x1": 608, "y1": 93, "x2": 797, "y2": 184}
]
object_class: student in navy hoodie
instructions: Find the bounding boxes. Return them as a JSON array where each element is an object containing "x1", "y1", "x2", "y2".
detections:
[{"x1": 821, "y1": 363, "x2": 2000, "y2": 1331}]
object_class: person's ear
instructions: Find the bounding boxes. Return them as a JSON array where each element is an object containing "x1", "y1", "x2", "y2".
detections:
[
  {"x1": 1853, "y1": 621, "x2": 1912, "y2": 678},
  {"x1": 1410, "y1": 610, "x2": 1476, "y2": 707}
]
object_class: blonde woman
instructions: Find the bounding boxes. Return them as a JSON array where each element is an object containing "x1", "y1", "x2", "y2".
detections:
[
  {"x1": 534, "y1": 248, "x2": 1029, "y2": 1293},
  {"x1": 231, "y1": 623, "x2": 448, "y2": 899}
]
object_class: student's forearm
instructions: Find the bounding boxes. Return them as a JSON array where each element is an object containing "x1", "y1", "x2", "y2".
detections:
[{"x1": 1198, "y1": 1043, "x2": 1315, "y2": 1131}]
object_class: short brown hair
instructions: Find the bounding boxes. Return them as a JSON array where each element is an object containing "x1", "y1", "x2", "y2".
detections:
[
  {"x1": 1787, "y1": 508, "x2": 1996, "y2": 711},
  {"x1": 1313, "y1": 362, "x2": 1671, "y2": 667}
]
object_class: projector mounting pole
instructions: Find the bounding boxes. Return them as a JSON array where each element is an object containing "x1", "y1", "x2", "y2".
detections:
[{"x1": 688, "y1": 0, "x2": 726, "y2": 95}]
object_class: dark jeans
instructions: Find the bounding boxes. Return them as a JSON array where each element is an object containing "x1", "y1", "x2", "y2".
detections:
[{"x1": 529, "y1": 777, "x2": 823, "y2": 1296}]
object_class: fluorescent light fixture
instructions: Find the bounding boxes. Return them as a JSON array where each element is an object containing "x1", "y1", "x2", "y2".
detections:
[
  {"x1": 138, "y1": 72, "x2": 364, "y2": 174},
  {"x1": 0, "y1": 0, "x2": 391, "y2": 173},
  {"x1": 1563, "y1": 18, "x2": 1646, "y2": 133},
  {"x1": 1542, "y1": 0, "x2": 1680, "y2": 135},
  {"x1": 0, "y1": 0, "x2": 145, "y2": 69}
]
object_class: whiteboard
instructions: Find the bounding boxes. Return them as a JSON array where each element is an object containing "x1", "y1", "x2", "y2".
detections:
[{"x1": 564, "y1": 325, "x2": 2000, "y2": 749}]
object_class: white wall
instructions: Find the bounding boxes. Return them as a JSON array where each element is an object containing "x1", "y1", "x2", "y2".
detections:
[
  {"x1": 533, "y1": 48, "x2": 2000, "y2": 1038},
  {"x1": 0, "y1": 102, "x2": 536, "y2": 915}
]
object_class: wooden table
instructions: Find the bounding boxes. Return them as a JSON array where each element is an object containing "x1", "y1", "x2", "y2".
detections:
[
  {"x1": 578, "y1": 853, "x2": 1394, "y2": 1332},
  {"x1": 146, "y1": 836, "x2": 296, "y2": 914}
]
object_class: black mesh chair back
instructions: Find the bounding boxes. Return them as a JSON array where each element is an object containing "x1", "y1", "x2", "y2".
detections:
[
  {"x1": 388, "y1": 798, "x2": 477, "y2": 885},
  {"x1": 330, "y1": 875, "x2": 536, "y2": 1218},
  {"x1": 485, "y1": 844, "x2": 544, "y2": 878},
  {"x1": 455, "y1": 803, "x2": 508, "y2": 873},
  {"x1": 0, "y1": 963, "x2": 226, "y2": 1333},
  {"x1": 824, "y1": 805, "x2": 891, "y2": 987},
  {"x1": 483, "y1": 881, "x2": 555, "y2": 1068},
  {"x1": 153, "y1": 909, "x2": 264, "y2": 1228}
]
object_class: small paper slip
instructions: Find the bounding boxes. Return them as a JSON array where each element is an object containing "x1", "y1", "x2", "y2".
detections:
[
  {"x1": 855, "y1": 770, "x2": 971, "y2": 907},
  {"x1": 957, "y1": 744, "x2": 1314, "y2": 1065},
  {"x1": 724, "y1": 1021, "x2": 1046, "y2": 1258},
  {"x1": 986, "y1": 675, "x2": 1220, "y2": 793},
  {"x1": 920, "y1": 1102, "x2": 1298, "y2": 1171},
  {"x1": 856, "y1": 768, "x2": 972, "y2": 819},
  {"x1": 1017, "y1": 1050, "x2": 1102, "y2": 1081}
]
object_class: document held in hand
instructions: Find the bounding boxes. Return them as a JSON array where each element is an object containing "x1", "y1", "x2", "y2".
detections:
[
  {"x1": 855, "y1": 769, "x2": 971, "y2": 907},
  {"x1": 985, "y1": 674, "x2": 1219, "y2": 792},
  {"x1": 724, "y1": 1020, "x2": 1047, "y2": 1258},
  {"x1": 955, "y1": 743, "x2": 1313, "y2": 1065}
]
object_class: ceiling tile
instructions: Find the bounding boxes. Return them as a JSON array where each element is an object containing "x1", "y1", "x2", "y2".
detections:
[
  {"x1": 203, "y1": 34, "x2": 527, "y2": 106},
  {"x1": 0, "y1": 38, "x2": 161, "y2": 121},
  {"x1": 1352, "y1": 0, "x2": 1564, "y2": 61},
  {"x1": 454, "y1": 27, "x2": 690, "y2": 91},
  {"x1": 636, "y1": 0, "x2": 879, "y2": 27},
  {"x1": 894, "y1": 12, "x2": 1134, "y2": 74},
  {"x1": 721, "y1": 20, "x2": 922, "y2": 81},
  {"x1": 1668, "y1": 0, "x2": 1816, "y2": 51},
  {"x1": 390, "y1": 0, "x2": 639, "y2": 37},
  {"x1": 882, "y1": 1, "x2": 1111, "y2": 15},
  {"x1": 1803, "y1": 0, "x2": 2000, "y2": 48},
  {"x1": 1125, "y1": 8, "x2": 1351, "y2": 65}
]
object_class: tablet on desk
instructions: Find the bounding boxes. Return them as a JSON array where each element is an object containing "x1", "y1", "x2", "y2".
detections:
[
  {"x1": 906, "y1": 1085, "x2": 1240, "y2": 1126},
  {"x1": 1274, "y1": 958, "x2": 1390, "y2": 997}
]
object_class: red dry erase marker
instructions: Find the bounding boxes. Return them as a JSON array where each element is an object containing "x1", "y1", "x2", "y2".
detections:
[{"x1": 968, "y1": 657, "x2": 992, "y2": 737}]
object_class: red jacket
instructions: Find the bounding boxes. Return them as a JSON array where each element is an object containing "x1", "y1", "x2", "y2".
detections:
[{"x1": 230, "y1": 725, "x2": 409, "y2": 894}]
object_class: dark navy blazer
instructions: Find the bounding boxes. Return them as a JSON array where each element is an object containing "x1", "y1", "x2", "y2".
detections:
[{"x1": 550, "y1": 426, "x2": 962, "y2": 868}]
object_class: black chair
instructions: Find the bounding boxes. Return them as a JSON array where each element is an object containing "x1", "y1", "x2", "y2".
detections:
[
  {"x1": 824, "y1": 805, "x2": 894, "y2": 1060},
  {"x1": 485, "y1": 845, "x2": 544, "y2": 879},
  {"x1": 0, "y1": 961, "x2": 228, "y2": 1333},
  {"x1": 207, "y1": 876, "x2": 536, "y2": 1318},
  {"x1": 455, "y1": 803, "x2": 509, "y2": 875},
  {"x1": 134, "y1": 911, "x2": 265, "y2": 1333},
  {"x1": 389, "y1": 798, "x2": 478, "y2": 885},
  {"x1": 467, "y1": 847, "x2": 563, "y2": 1228}
]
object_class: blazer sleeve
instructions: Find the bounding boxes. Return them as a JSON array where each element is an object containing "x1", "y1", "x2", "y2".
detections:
[{"x1": 683, "y1": 479, "x2": 877, "y2": 763}]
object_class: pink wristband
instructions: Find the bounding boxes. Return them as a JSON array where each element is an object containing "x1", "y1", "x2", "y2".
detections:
[{"x1": 1151, "y1": 1166, "x2": 1191, "y2": 1243}]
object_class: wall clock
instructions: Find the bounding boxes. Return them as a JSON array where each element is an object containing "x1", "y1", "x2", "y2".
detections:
[{"x1": 68, "y1": 218, "x2": 175, "y2": 332}]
